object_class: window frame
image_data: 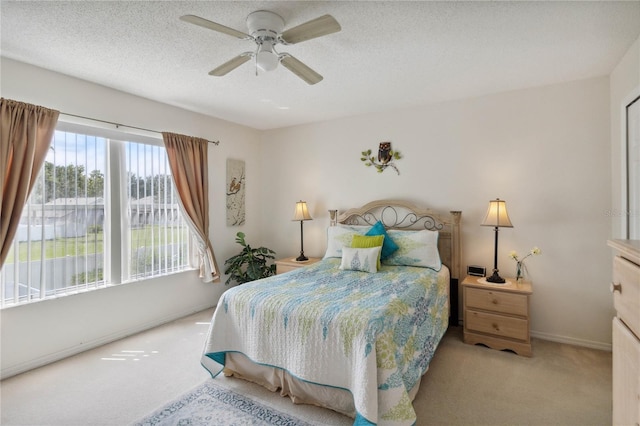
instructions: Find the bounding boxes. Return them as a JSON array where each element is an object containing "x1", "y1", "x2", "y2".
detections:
[{"x1": 0, "y1": 121, "x2": 197, "y2": 308}]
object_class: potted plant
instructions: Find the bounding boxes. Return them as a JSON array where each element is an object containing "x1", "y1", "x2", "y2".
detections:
[{"x1": 224, "y1": 232, "x2": 276, "y2": 285}]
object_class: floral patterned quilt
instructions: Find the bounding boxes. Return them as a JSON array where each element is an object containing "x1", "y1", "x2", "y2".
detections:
[{"x1": 201, "y1": 258, "x2": 449, "y2": 426}]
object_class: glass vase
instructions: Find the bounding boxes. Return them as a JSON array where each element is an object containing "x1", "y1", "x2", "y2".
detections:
[{"x1": 516, "y1": 261, "x2": 524, "y2": 282}]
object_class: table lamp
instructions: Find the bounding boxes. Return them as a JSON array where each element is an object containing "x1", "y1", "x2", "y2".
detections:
[
  {"x1": 481, "y1": 198, "x2": 513, "y2": 283},
  {"x1": 293, "y1": 201, "x2": 312, "y2": 261}
]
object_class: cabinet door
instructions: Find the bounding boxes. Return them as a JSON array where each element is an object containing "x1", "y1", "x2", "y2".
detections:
[{"x1": 612, "y1": 317, "x2": 640, "y2": 426}]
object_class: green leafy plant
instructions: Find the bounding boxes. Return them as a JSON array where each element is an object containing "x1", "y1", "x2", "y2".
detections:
[{"x1": 224, "y1": 232, "x2": 276, "y2": 285}]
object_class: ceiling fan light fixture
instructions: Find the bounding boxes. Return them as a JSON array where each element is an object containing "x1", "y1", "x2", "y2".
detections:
[
  {"x1": 256, "y1": 40, "x2": 279, "y2": 72},
  {"x1": 182, "y1": 10, "x2": 341, "y2": 84},
  {"x1": 257, "y1": 51, "x2": 279, "y2": 72}
]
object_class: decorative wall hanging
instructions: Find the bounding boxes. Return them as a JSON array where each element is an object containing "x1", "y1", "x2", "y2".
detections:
[
  {"x1": 226, "y1": 159, "x2": 246, "y2": 226},
  {"x1": 360, "y1": 142, "x2": 402, "y2": 174}
]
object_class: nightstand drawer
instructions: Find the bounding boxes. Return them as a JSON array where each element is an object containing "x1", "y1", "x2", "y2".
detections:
[
  {"x1": 465, "y1": 287, "x2": 528, "y2": 316},
  {"x1": 465, "y1": 309, "x2": 529, "y2": 341}
]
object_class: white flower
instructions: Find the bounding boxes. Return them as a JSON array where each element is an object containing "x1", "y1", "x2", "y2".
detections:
[{"x1": 509, "y1": 246, "x2": 542, "y2": 263}]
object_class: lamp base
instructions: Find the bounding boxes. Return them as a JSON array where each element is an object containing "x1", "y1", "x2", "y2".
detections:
[
  {"x1": 295, "y1": 254, "x2": 309, "y2": 262},
  {"x1": 485, "y1": 269, "x2": 506, "y2": 284}
]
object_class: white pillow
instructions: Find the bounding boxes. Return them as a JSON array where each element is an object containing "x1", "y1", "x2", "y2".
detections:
[
  {"x1": 382, "y1": 229, "x2": 441, "y2": 271},
  {"x1": 323, "y1": 224, "x2": 368, "y2": 259},
  {"x1": 339, "y1": 246, "x2": 381, "y2": 273}
]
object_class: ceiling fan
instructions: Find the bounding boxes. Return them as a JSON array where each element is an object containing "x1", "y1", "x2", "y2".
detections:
[{"x1": 180, "y1": 11, "x2": 341, "y2": 85}]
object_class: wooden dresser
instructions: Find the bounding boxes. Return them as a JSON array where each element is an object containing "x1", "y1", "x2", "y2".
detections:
[{"x1": 608, "y1": 239, "x2": 640, "y2": 426}]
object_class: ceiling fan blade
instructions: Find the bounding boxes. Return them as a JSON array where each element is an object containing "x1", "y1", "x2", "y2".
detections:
[
  {"x1": 280, "y1": 55, "x2": 323, "y2": 85},
  {"x1": 280, "y1": 14, "x2": 341, "y2": 44},
  {"x1": 180, "y1": 15, "x2": 251, "y2": 39},
  {"x1": 209, "y1": 54, "x2": 252, "y2": 76}
]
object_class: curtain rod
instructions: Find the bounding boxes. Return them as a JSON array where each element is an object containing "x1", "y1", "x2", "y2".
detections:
[{"x1": 60, "y1": 112, "x2": 220, "y2": 145}]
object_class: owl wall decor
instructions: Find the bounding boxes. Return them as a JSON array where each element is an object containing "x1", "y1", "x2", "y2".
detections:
[{"x1": 360, "y1": 142, "x2": 402, "y2": 174}]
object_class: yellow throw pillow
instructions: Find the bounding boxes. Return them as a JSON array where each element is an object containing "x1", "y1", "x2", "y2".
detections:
[{"x1": 351, "y1": 234, "x2": 384, "y2": 270}]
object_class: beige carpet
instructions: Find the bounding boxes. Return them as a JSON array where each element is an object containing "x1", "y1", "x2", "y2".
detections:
[
  {"x1": 415, "y1": 327, "x2": 611, "y2": 425},
  {"x1": 1, "y1": 309, "x2": 611, "y2": 426}
]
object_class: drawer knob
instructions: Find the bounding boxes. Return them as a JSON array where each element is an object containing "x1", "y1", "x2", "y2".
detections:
[
  {"x1": 492, "y1": 323, "x2": 500, "y2": 331},
  {"x1": 610, "y1": 282, "x2": 622, "y2": 294},
  {"x1": 491, "y1": 298, "x2": 498, "y2": 304}
]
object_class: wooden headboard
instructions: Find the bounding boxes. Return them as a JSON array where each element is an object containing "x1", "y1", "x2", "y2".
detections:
[{"x1": 337, "y1": 199, "x2": 461, "y2": 280}]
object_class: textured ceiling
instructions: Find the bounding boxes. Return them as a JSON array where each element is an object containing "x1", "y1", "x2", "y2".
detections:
[{"x1": 2, "y1": 1, "x2": 640, "y2": 130}]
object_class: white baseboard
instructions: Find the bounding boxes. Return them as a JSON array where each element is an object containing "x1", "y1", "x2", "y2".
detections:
[
  {"x1": 453, "y1": 320, "x2": 612, "y2": 352},
  {"x1": 530, "y1": 330, "x2": 612, "y2": 352},
  {"x1": 1, "y1": 303, "x2": 214, "y2": 380}
]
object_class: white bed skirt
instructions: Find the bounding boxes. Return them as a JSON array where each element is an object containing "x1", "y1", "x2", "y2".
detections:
[{"x1": 224, "y1": 352, "x2": 423, "y2": 419}]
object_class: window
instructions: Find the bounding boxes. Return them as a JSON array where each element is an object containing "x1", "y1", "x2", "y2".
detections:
[
  {"x1": 124, "y1": 141, "x2": 192, "y2": 280},
  {"x1": 0, "y1": 128, "x2": 194, "y2": 308}
]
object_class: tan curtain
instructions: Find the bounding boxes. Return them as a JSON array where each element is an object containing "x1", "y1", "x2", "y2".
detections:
[
  {"x1": 162, "y1": 132, "x2": 219, "y2": 282},
  {"x1": 0, "y1": 98, "x2": 59, "y2": 268}
]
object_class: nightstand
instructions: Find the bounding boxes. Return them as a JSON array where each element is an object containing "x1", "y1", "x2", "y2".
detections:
[
  {"x1": 462, "y1": 275, "x2": 533, "y2": 357},
  {"x1": 275, "y1": 257, "x2": 321, "y2": 275}
]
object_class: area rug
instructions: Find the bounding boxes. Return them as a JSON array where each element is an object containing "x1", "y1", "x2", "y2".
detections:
[{"x1": 132, "y1": 379, "x2": 317, "y2": 426}]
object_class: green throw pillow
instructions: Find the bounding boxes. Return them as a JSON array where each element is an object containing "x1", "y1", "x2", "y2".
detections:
[{"x1": 351, "y1": 234, "x2": 384, "y2": 270}]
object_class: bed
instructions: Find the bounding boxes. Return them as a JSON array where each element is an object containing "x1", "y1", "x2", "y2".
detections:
[{"x1": 201, "y1": 200, "x2": 461, "y2": 426}]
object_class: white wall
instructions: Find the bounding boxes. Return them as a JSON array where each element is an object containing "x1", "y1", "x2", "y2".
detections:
[
  {"x1": 610, "y1": 35, "x2": 640, "y2": 239},
  {"x1": 0, "y1": 52, "x2": 625, "y2": 377},
  {"x1": 260, "y1": 76, "x2": 613, "y2": 349},
  {"x1": 0, "y1": 59, "x2": 263, "y2": 378}
]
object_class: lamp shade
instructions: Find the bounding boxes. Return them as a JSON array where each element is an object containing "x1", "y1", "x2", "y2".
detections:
[
  {"x1": 481, "y1": 198, "x2": 513, "y2": 228},
  {"x1": 293, "y1": 201, "x2": 312, "y2": 221}
]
